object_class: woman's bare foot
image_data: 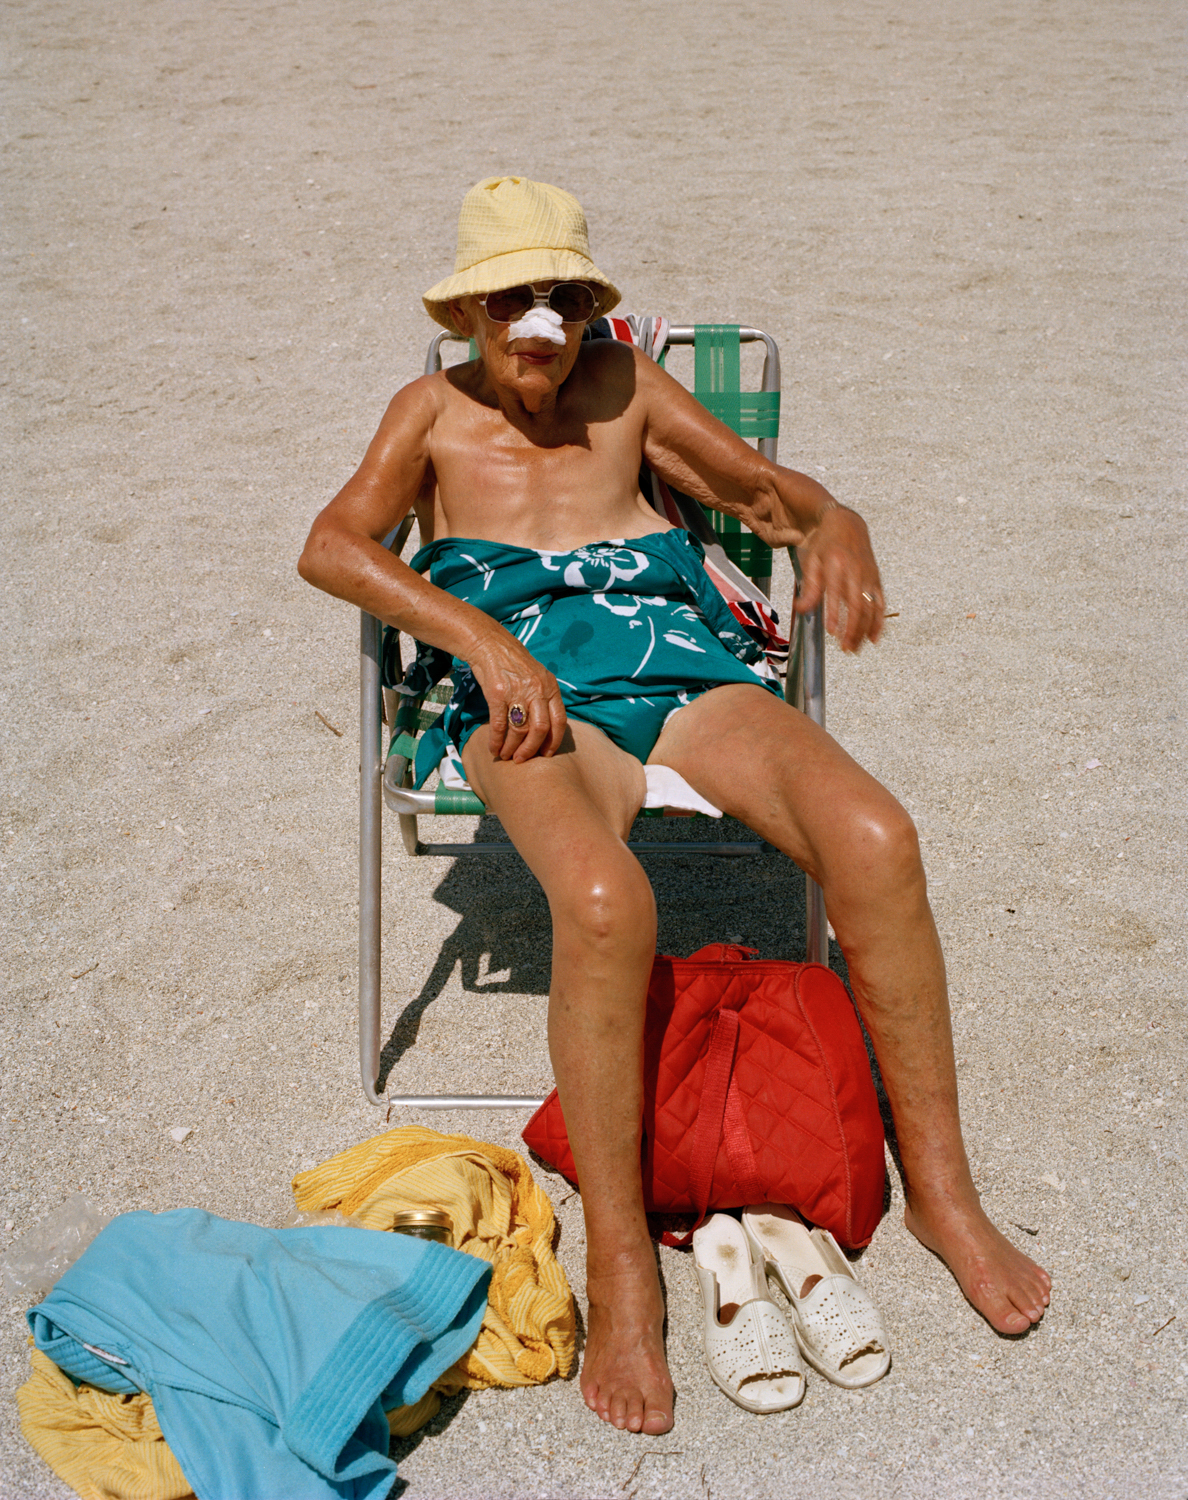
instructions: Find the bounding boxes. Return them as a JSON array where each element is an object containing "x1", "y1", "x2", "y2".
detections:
[
  {"x1": 905, "y1": 1194, "x2": 1052, "y2": 1335},
  {"x1": 580, "y1": 1249, "x2": 674, "y2": 1434}
]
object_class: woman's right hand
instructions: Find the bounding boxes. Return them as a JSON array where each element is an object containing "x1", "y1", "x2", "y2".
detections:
[{"x1": 468, "y1": 632, "x2": 568, "y2": 762}]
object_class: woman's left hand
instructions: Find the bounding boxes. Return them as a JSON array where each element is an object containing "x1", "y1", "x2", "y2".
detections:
[{"x1": 793, "y1": 506, "x2": 885, "y2": 652}]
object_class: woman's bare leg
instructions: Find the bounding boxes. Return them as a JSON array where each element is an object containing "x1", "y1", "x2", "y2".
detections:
[
  {"x1": 462, "y1": 722, "x2": 674, "y2": 1433},
  {"x1": 651, "y1": 684, "x2": 1051, "y2": 1335}
]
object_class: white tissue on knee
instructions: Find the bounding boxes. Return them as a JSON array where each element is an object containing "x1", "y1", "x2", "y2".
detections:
[{"x1": 507, "y1": 306, "x2": 566, "y2": 345}]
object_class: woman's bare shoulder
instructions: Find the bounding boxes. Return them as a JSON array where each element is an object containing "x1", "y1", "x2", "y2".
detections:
[{"x1": 373, "y1": 369, "x2": 450, "y2": 429}]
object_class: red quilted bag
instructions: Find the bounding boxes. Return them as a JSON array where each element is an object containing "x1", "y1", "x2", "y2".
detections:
[{"x1": 522, "y1": 944, "x2": 885, "y2": 1248}]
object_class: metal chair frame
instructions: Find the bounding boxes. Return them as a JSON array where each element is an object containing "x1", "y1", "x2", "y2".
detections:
[{"x1": 358, "y1": 325, "x2": 827, "y2": 1106}]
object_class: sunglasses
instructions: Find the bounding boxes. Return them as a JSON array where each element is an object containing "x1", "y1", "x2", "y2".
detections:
[{"x1": 478, "y1": 282, "x2": 598, "y2": 325}]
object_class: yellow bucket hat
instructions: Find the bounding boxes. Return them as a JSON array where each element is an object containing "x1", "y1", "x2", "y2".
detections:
[{"x1": 422, "y1": 177, "x2": 621, "y2": 331}]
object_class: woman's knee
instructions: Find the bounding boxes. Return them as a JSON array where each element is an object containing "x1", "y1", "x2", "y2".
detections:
[
  {"x1": 549, "y1": 857, "x2": 656, "y2": 954},
  {"x1": 825, "y1": 793, "x2": 924, "y2": 900}
]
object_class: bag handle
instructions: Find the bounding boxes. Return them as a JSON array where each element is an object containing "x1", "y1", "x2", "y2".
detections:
[
  {"x1": 684, "y1": 943, "x2": 759, "y2": 963},
  {"x1": 659, "y1": 1008, "x2": 740, "y2": 1248}
]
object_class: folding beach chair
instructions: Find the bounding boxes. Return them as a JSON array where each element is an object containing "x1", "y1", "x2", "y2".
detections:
[{"x1": 357, "y1": 321, "x2": 827, "y2": 1106}]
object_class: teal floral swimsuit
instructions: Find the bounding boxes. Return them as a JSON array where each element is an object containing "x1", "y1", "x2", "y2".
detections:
[{"x1": 398, "y1": 529, "x2": 781, "y2": 787}]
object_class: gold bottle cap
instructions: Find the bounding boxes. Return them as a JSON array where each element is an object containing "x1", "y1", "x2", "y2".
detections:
[{"x1": 392, "y1": 1208, "x2": 453, "y2": 1231}]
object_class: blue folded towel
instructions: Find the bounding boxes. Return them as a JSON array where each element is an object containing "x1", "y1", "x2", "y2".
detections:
[{"x1": 28, "y1": 1207, "x2": 491, "y2": 1500}]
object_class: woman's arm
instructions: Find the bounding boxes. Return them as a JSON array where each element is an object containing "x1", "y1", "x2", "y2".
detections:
[
  {"x1": 297, "y1": 378, "x2": 567, "y2": 759},
  {"x1": 636, "y1": 351, "x2": 885, "y2": 651}
]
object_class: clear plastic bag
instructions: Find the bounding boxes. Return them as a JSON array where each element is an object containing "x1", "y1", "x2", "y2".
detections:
[
  {"x1": 282, "y1": 1209, "x2": 361, "y2": 1230},
  {"x1": 1, "y1": 1194, "x2": 111, "y2": 1304}
]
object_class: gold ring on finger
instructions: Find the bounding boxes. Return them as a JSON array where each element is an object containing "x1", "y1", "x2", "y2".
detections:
[{"x1": 508, "y1": 703, "x2": 528, "y2": 729}]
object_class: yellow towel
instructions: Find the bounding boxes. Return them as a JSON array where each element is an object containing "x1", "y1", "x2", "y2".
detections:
[
  {"x1": 16, "y1": 1347, "x2": 194, "y2": 1500},
  {"x1": 292, "y1": 1126, "x2": 576, "y2": 1411}
]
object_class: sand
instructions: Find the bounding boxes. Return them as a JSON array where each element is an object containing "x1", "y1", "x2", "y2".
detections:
[{"x1": 2, "y1": 0, "x2": 1185, "y2": 1495}]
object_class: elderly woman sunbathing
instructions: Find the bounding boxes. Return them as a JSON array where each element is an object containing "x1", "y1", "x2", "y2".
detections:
[{"x1": 299, "y1": 176, "x2": 1050, "y2": 1436}]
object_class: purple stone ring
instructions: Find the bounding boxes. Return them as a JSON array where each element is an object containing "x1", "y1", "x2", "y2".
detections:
[{"x1": 508, "y1": 703, "x2": 528, "y2": 730}]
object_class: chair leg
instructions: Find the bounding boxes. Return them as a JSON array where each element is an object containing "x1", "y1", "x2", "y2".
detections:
[
  {"x1": 786, "y1": 558, "x2": 830, "y2": 967},
  {"x1": 801, "y1": 600, "x2": 829, "y2": 964},
  {"x1": 360, "y1": 611, "x2": 385, "y2": 1104},
  {"x1": 399, "y1": 811, "x2": 421, "y2": 857}
]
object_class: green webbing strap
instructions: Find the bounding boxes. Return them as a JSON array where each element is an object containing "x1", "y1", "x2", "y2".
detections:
[
  {"x1": 388, "y1": 730, "x2": 418, "y2": 764},
  {"x1": 468, "y1": 338, "x2": 478, "y2": 360},
  {"x1": 434, "y1": 786, "x2": 487, "y2": 815},
  {"x1": 693, "y1": 325, "x2": 780, "y2": 439},
  {"x1": 702, "y1": 514, "x2": 771, "y2": 579},
  {"x1": 694, "y1": 323, "x2": 739, "y2": 422},
  {"x1": 393, "y1": 680, "x2": 452, "y2": 736},
  {"x1": 692, "y1": 325, "x2": 777, "y2": 580}
]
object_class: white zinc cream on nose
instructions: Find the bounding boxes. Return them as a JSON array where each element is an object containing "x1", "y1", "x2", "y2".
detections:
[{"x1": 507, "y1": 305, "x2": 566, "y2": 345}]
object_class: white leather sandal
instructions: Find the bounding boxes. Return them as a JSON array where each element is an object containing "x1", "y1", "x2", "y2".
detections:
[
  {"x1": 742, "y1": 1204, "x2": 891, "y2": 1389},
  {"x1": 691, "y1": 1214, "x2": 806, "y2": 1413}
]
